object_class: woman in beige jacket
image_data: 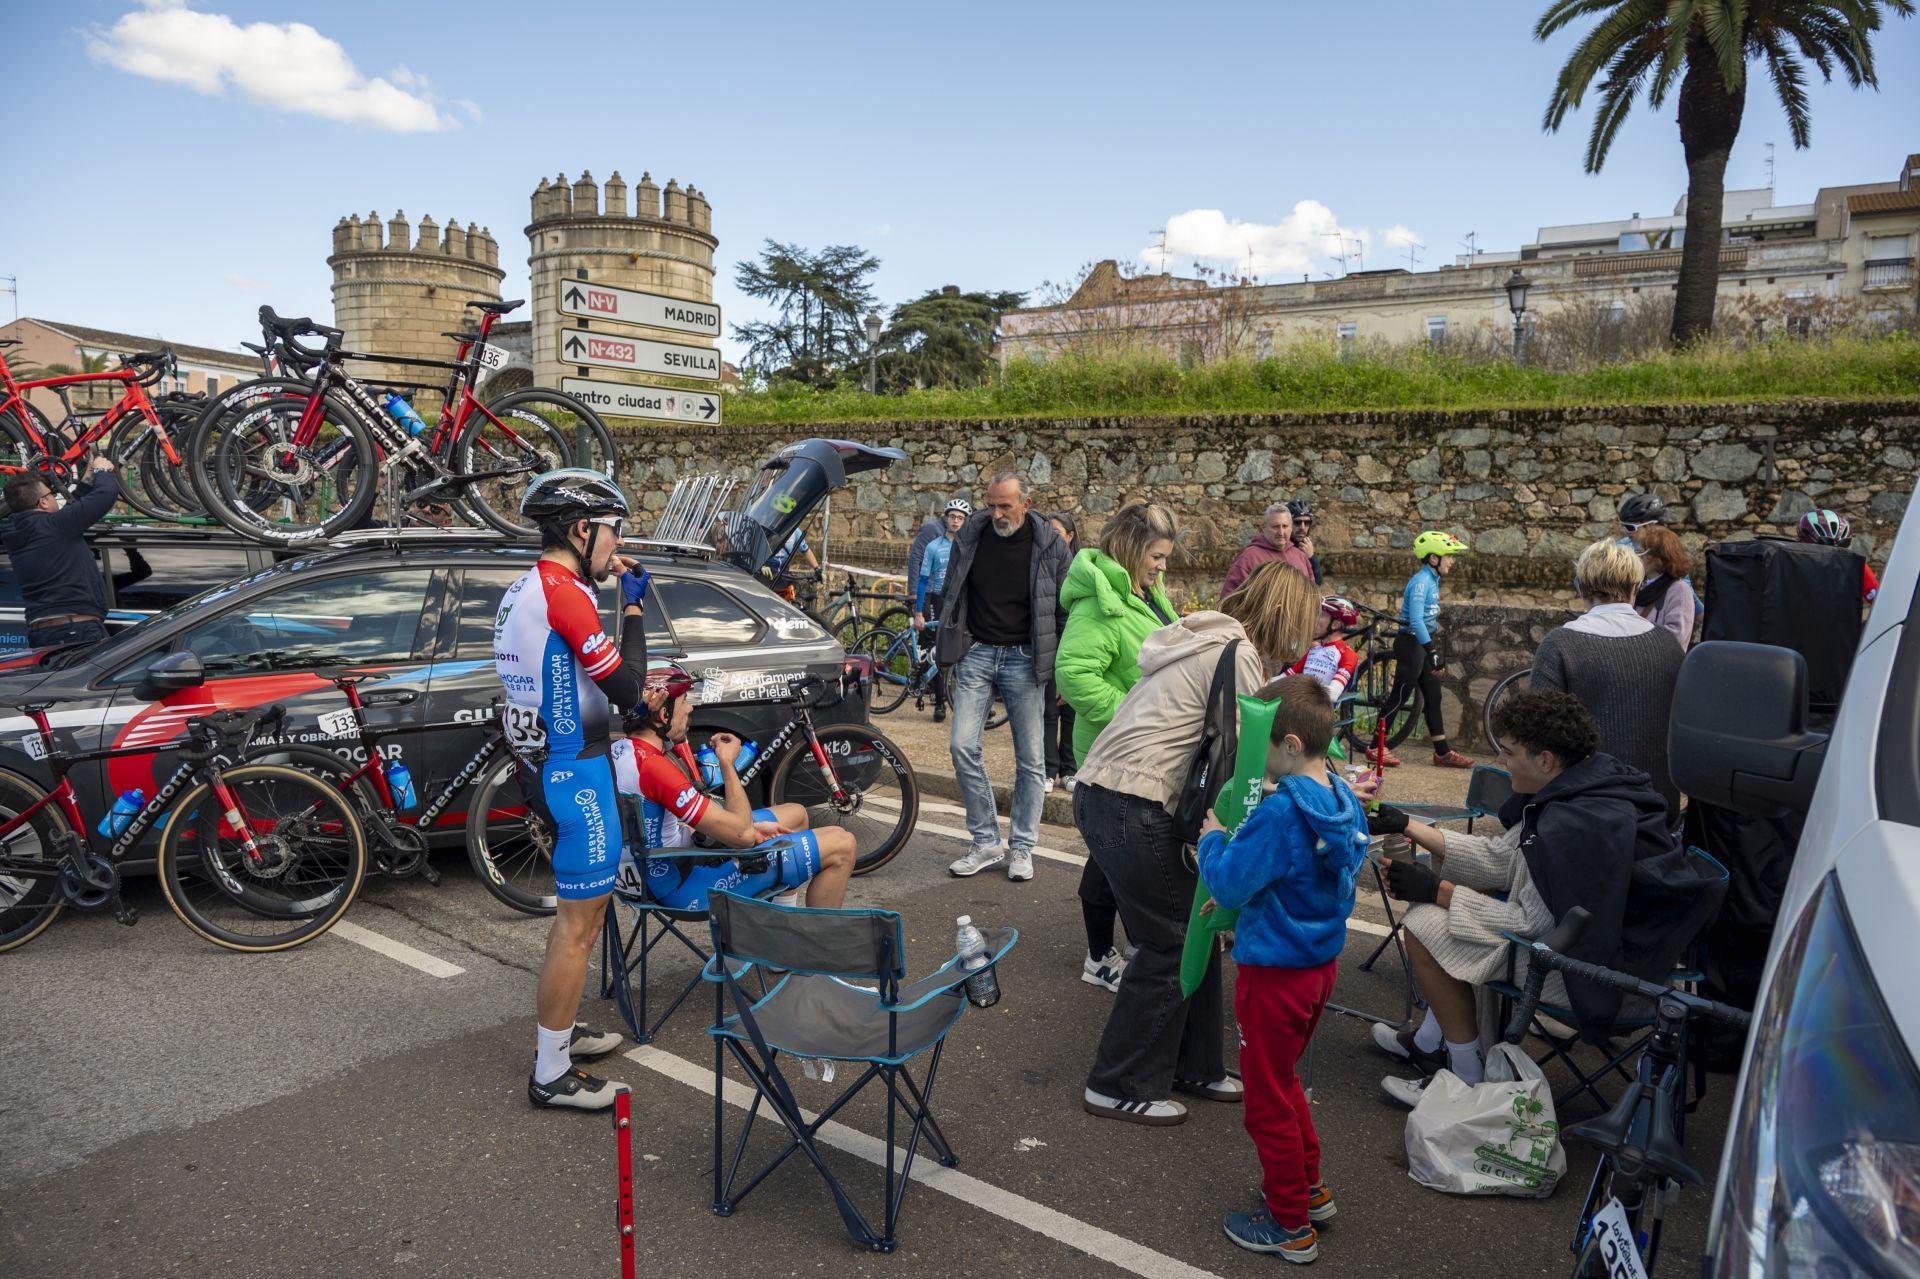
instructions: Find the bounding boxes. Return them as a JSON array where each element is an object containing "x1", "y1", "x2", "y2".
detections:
[{"x1": 1074, "y1": 561, "x2": 1322, "y2": 1126}]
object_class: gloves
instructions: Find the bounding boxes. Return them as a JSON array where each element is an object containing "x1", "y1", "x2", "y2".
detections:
[
  {"x1": 1385, "y1": 858, "x2": 1441, "y2": 905},
  {"x1": 1367, "y1": 805, "x2": 1410, "y2": 836},
  {"x1": 621, "y1": 568, "x2": 651, "y2": 608},
  {"x1": 734, "y1": 852, "x2": 772, "y2": 877}
]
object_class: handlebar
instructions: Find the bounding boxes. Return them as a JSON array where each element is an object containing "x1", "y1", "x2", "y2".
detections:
[
  {"x1": 1503, "y1": 907, "x2": 1752, "y2": 1042},
  {"x1": 120, "y1": 348, "x2": 176, "y2": 386}
]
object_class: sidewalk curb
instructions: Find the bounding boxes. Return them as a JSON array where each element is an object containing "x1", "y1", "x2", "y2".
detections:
[{"x1": 915, "y1": 765, "x2": 1077, "y2": 828}]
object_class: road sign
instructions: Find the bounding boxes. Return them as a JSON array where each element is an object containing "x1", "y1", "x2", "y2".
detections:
[
  {"x1": 558, "y1": 329, "x2": 721, "y2": 381},
  {"x1": 556, "y1": 281, "x2": 721, "y2": 337},
  {"x1": 561, "y1": 376, "x2": 720, "y2": 425}
]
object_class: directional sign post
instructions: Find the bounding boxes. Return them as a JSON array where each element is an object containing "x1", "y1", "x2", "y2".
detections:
[
  {"x1": 558, "y1": 329, "x2": 721, "y2": 381},
  {"x1": 561, "y1": 376, "x2": 720, "y2": 426},
  {"x1": 557, "y1": 282, "x2": 721, "y2": 337}
]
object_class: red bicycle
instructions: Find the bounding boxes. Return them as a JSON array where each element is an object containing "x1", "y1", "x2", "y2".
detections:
[{"x1": 0, "y1": 339, "x2": 195, "y2": 520}]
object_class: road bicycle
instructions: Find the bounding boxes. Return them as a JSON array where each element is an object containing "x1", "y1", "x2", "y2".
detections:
[
  {"x1": 464, "y1": 674, "x2": 920, "y2": 914},
  {"x1": 189, "y1": 302, "x2": 615, "y2": 544},
  {"x1": 0, "y1": 655, "x2": 368, "y2": 953},
  {"x1": 1504, "y1": 907, "x2": 1752, "y2": 1277},
  {"x1": 848, "y1": 621, "x2": 1011, "y2": 730},
  {"x1": 784, "y1": 569, "x2": 911, "y2": 648},
  {"x1": 1338, "y1": 602, "x2": 1420, "y2": 754},
  {"x1": 1482, "y1": 667, "x2": 1532, "y2": 752}
]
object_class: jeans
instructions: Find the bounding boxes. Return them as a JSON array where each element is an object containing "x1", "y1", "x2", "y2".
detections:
[
  {"x1": 948, "y1": 643, "x2": 1046, "y2": 853},
  {"x1": 1076, "y1": 781, "x2": 1225, "y2": 1101},
  {"x1": 26, "y1": 619, "x2": 108, "y2": 650}
]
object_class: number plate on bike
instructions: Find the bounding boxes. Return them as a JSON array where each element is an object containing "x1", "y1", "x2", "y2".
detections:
[
  {"x1": 21, "y1": 734, "x2": 46, "y2": 761},
  {"x1": 1589, "y1": 1198, "x2": 1649, "y2": 1279}
]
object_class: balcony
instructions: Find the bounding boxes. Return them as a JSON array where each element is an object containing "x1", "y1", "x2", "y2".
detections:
[
  {"x1": 1864, "y1": 258, "x2": 1914, "y2": 291},
  {"x1": 1572, "y1": 246, "x2": 1749, "y2": 278}
]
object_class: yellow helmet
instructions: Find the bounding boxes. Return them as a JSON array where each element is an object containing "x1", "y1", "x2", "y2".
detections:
[{"x1": 1413, "y1": 530, "x2": 1468, "y2": 559}]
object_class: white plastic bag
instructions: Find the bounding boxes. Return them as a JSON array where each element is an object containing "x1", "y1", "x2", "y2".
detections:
[{"x1": 1403, "y1": 1043, "x2": 1566, "y2": 1198}]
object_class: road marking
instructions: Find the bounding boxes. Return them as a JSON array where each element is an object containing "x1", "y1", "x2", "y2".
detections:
[
  {"x1": 330, "y1": 920, "x2": 465, "y2": 978},
  {"x1": 625, "y1": 1045, "x2": 1224, "y2": 1279}
]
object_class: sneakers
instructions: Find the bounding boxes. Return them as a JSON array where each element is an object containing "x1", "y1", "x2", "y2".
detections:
[
  {"x1": 932, "y1": 708, "x2": 946, "y2": 724},
  {"x1": 1043, "y1": 775, "x2": 1058, "y2": 795},
  {"x1": 1380, "y1": 1075, "x2": 1428, "y2": 1109},
  {"x1": 1223, "y1": 1209, "x2": 1318, "y2": 1262},
  {"x1": 1006, "y1": 847, "x2": 1034, "y2": 881},
  {"x1": 1307, "y1": 1183, "x2": 1337, "y2": 1222},
  {"x1": 1062, "y1": 774, "x2": 1078, "y2": 793},
  {"x1": 1173, "y1": 1073, "x2": 1245, "y2": 1104},
  {"x1": 1365, "y1": 746, "x2": 1403, "y2": 768},
  {"x1": 529, "y1": 1068, "x2": 626, "y2": 1111},
  {"x1": 1369, "y1": 1021, "x2": 1447, "y2": 1077},
  {"x1": 1082, "y1": 1087, "x2": 1187, "y2": 1126},
  {"x1": 1081, "y1": 947, "x2": 1127, "y2": 992},
  {"x1": 569, "y1": 1023, "x2": 622, "y2": 1059},
  {"x1": 1431, "y1": 749, "x2": 1475, "y2": 769},
  {"x1": 948, "y1": 843, "x2": 1006, "y2": 877}
]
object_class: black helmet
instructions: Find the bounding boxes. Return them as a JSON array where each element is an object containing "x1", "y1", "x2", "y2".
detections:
[
  {"x1": 1287, "y1": 498, "x2": 1314, "y2": 520},
  {"x1": 520, "y1": 468, "x2": 629, "y2": 524},
  {"x1": 1617, "y1": 493, "x2": 1667, "y2": 526}
]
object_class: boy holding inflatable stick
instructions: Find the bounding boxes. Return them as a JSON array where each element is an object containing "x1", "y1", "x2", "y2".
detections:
[{"x1": 1195, "y1": 676, "x2": 1371, "y2": 1264}]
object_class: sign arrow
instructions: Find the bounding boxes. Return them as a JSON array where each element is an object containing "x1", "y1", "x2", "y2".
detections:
[
  {"x1": 700, "y1": 399, "x2": 716, "y2": 420},
  {"x1": 564, "y1": 285, "x2": 585, "y2": 307},
  {"x1": 564, "y1": 335, "x2": 585, "y2": 357}
]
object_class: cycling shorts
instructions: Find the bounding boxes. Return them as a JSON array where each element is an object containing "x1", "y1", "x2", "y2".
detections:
[
  {"x1": 620, "y1": 809, "x2": 823, "y2": 911},
  {"x1": 521, "y1": 752, "x2": 622, "y2": 900}
]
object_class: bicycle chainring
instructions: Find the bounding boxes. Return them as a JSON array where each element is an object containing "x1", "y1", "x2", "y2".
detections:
[
  {"x1": 60, "y1": 853, "x2": 119, "y2": 910},
  {"x1": 372, "y1": 822, "x2": 429, "y2": 877}
]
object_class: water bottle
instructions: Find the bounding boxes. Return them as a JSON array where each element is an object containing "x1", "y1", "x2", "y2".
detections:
[
  {"x1": 696, "y1": 740, "x2": 759, "y2": 789},
  {"x1": 382, "y1": 392, "x2": 427, "y2": 436},
  {"x1": 384, "y1": 758, "x2": 417, "y2": 810},
  {"x1": 96, "y1": 788, "x2": 146, "y2": 839},
  {"x1": 955, "y1": 915, "x2": 1001, "y2": 1008}
]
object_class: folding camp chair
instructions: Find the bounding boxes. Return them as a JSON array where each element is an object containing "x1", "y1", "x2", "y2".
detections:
[{"x1": 702, "y1": 891, "x2": 1017, "y2": 1253}]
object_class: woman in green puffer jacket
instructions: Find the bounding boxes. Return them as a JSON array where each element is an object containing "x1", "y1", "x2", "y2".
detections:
[{"x1": 1056, "y1": 501, "x2": 1180, "y2": 993}]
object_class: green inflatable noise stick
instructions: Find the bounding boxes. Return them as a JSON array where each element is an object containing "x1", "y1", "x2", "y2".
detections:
[{"x1": 1178, "y1": 692, "x2": 1280, "y2": 998}]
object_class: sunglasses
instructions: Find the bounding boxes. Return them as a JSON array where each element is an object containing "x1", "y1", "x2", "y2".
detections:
[
  {"x1": 589, "y1": 515, "x2": 626, "y2": 538},
  {"x1": 416, "y1": 502, "x2": 450, "y2": 518},
  {"x1": 1620, "y1": 521, "x2": 1649, "y2": 534}
]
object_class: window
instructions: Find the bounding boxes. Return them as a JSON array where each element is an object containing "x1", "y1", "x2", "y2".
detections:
[
  {"x1": 1605, "y1": 301, "x2": 1628, "y2": 326},
  {"x1": 1425, "y1": 316, "x2": 1447, "y2": 346},
  {"x1": 103, "y1": 544, "x2": 255, "y2": 614},
  {"x1": 206, "y1": 376, "x2": 219, "y2": 397},
  {"x1": 1864, "y1": 234, "x2": 1912, "y2": 290},
  {"x1": 453, "y1": 568, "x2": 669, "y2": 658},
  {"x1": 171, "y1": 568, "x2": 434, "y2": 673},
  {"x1": 653, "y1": 578, "x2": 763, "y2": 648},
  {"x1": 1336, "y1": 321, "x2": 1357, "y2": 358}
]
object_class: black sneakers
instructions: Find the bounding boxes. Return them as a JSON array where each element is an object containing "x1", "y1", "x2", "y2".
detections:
[{"x1": 528, "y1": 1068, "x2": 626, "y2": 1111}]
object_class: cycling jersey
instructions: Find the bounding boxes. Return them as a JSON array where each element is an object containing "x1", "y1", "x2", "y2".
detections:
[
  {"x1": 494, "y1": 560, "x2": 625, "y2": 761},
  {"x1": 1288, "y1": 638, "x2": 1360, "y2": 697},
  {"x1": 1398, "y1": 565, "x2": 1441, "y2": 645},
  {"x1": 1864, "y1": 562, "x2": 1881, "y2": 604},
  {"x1": 916, "y1": 536, "x2": 954, "y2": 611},
  {"x1": 768, "y1": 531, "x2": 810, "y2": 575}
]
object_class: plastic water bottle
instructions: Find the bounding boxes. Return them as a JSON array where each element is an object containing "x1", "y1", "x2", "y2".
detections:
[
  {"x1": 955, "y1": 915, "x2": 1001, "y2": 1008},
  {"x1": 696, "y1": 740, "x2": 759, "y2": 789},
  {"x1": 383, "y1": 392, "x2": 427, "y2": 436},
  {"x1": 384, "y1": 758, "x2": 417, "y2": 810},
  {"x1": 96, "y1": 788, "x2": 146, "y2": 839}
]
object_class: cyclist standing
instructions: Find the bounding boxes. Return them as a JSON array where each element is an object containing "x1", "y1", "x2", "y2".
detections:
[
  {"x1": 911, "y1": 498, "x2": 970, "y2": 723},
  {"x1": 1288, "y1": 499, "x2": 1323, "y2": 585},
  {"x1": 1377, "y1": 531, "x2": 1473, "y2": 769},
  {"x1": 494, "y1": 468, "x2": 656, "y2": 1111},
  {"x1": 1798, "y1": 509, "x2": 1879, "y2": 603}
]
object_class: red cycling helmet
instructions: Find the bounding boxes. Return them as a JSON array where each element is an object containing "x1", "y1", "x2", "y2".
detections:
[
  {"x1": 643, "y1": 659, "x2": 697, "y2": 702},
  {"x1": 1320, "y1": 595, "x2": 1360, "y2": 628},
  {"x1": 1797, "y1": 509, "x2": 1852, "y2": 547}
]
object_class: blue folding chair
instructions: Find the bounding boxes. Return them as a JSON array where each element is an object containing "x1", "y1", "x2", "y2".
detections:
[{"x1": 703, "y1": 891, "x2": 1016, "y2": 1253}]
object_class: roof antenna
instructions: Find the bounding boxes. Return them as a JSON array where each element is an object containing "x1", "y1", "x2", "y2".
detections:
[
  {"x1": 1765, "y1": 142, "x2": 1776, "y2": 195},
  {"x1": 1404, "y1": 240, "x2": 1424, "y2": 271},
  {"x1": 1148, "y1": 228, "x2": 1168, "y2": 273},
  {"x1": 1460, "y1": 231, "x2": 1479, "y2": 263}
]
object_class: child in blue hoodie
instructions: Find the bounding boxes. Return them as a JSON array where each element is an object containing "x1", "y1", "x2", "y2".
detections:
[{"x1": 1197, "y1": 675, "x2": 1370, "y2": 1265}]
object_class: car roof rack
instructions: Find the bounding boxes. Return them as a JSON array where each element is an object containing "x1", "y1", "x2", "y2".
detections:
[
  {"x1": 325, "y1": 527, "x2": 522, "y2": 549},
  {"x1": 621, "y1": 536, "x2": 717, "y2": 560}
]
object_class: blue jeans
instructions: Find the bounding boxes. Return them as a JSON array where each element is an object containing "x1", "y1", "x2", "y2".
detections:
[
  {"x1": 948, "y1": 643, "x2": 1046, "y2": 853},
  {"x1": 27, "y1": 619, "x2": 107, "y2": 651}
]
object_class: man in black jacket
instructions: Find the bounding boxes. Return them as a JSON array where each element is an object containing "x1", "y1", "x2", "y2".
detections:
[
  {"x1": 3, "y1": 457, "x2": 122, "y2": 650},
  {"x1": 935, "y1": 471, "x2": 1071, "y2": 883}
]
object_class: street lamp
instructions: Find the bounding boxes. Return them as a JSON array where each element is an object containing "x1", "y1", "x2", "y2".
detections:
[
  {"x1": 1504, "y1": 269, "x2": 1531, "y2": 361},
  {"x1": 864, "y1": 311, "x2": 882, "y2": 393}
]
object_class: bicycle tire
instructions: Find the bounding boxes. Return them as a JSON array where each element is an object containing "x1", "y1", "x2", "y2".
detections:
[
  {"x1": 0, "y1": 400, "x2": 56, "y2": 470},
  {"x1": 850, "y1": 626, "x2": 915, "y2": 714},
  {"x1": 155, "y1": 762, "x2": 367, "y2": 951},
  {"x1": 105, "y1": 414, "x2": 186, "y2": 521},
  {"x1": 204, "y1": 392, "x2": 378, "y2": 544},
  {"x1": 1343, "y1": 654, "x2": 1420, "y2": 753},
  {"x1": 184, "y1": 376, "x2": 314, "y2": 515},
  {"x1": 454, "y1": 389, "x2": 614, "y2": 537},
  {"x1": 241, "y1": 743, "x2": 423, "y2": 870},
  {"x1": 0, "y1": 770, "x2": 69, "y2": 952},
  {"x1": 1482, "y1": 668, "x2": 1532, "y2": 754},
  {"x1": 768, "y1": 724, "x2": 918, "y2": 876},
  {"x1": 866, "y1": 604, "x2": 912, "y2": 637},
  {"x1": 463, "y1": 755, "x2": 558, "y2": 915},
  {"x1": 148, "y1": 398, "x2": 210, "y2": 515},
  {"x1": 985, "y1": 697, "x2": 1010, "y2": 731}
]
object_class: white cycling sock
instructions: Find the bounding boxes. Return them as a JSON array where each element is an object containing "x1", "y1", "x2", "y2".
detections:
[
  {"x1": 1446, "y1": 1039, "x2": 1485, "y2": 1085},
  {"x1": 1413, "y1": 1009, "x2": 1444, "y2": 1053},
  {"x1": 534, "y1": 1022, "x2": 573, "y2": 1086}
]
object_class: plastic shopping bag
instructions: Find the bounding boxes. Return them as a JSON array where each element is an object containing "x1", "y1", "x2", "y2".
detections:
[
  {"x1": 1403, "y1": 1043, "x2": 1566, "y2": 1198},
  {"x1": 1179, "y1": 693, "x2": 1279, "y2": 997}
]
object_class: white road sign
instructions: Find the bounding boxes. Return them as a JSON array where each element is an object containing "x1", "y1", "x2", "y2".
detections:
[
  {"x1": 557, "y1": 281, "x2": 721, "y2": 337},
  {"x1": 558, "y1": 329, "x2": 721, "y2": 381},
  {"x1": 561, "y1": 377, "x2": 720, "y2": 425}
]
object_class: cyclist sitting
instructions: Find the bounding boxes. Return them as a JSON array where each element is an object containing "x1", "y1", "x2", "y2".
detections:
[
  {"x1": 1377, "y1": 531, "x2": 1473, "y2": 769},
  {"x1": 1798, "y1": 508, "x2": 1879, "y2": 603},
  {"x1": 1286, "y1": 595, "x2": 1361, "y2": 698},
  {"x1": 612, "y1": 660, "x2": 857, "y2": 913},
  {"x1": 911, "y1": 498, "x2": 970, "y2": 722}
]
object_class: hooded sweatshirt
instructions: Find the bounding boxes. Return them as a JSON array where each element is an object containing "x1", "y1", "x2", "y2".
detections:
[
  {"x1": 1222, "y1": 534, "x2": 1314, "y2": 596},
  {"x1": 1073, "y1": 612, "x2": 1270, "y2": 809},
  {"x1": 1055, "y1": 548, "x2": 1178, "y2": 760},
  {"x1": 1197, "y1": 771, "x2": 1371, "y2": 969}
]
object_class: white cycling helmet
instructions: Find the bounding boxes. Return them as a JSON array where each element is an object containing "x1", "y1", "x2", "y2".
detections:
[{"x1": 944, "y1": 498, "x2": 972, "y2": 516}]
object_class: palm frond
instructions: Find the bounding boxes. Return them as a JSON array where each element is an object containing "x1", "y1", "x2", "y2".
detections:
[
  {"x1": 1541, "y1": 0, "x2": 1671, "y2": 129},
  {"x1": 1587, "y1": 48, "x2": 1659, "y2": 169},
  {"x1": 1697, "y1": 0, "x2": 1751, "y2": 87},
  {"x1": 1535, "y1": 0, "x2": 1641, "y2": 39},
  {"x1": 1759, "y1": 30, "x2": 1815, "y2": 144}
]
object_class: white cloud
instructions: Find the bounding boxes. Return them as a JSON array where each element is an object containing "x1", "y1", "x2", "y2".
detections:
[
  {"x1": 1143, "y1": 202, "x2": 1423, "y2": 278},
  {"x1": 1383, "y1": 224, "x2": 1422, "y2": 248},
  {"x1": 224, "y1": 273, "x2": 267, "y2": 291},
  {"x1": 87, "y1": 2, "x2": 458, "y2": 133}
]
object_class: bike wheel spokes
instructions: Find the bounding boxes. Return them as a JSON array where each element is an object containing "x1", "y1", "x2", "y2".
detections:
[
  {"x1": 454, "y1": 390, "x2": 609, "y2": 537},
  {"x1": 465, "y1": 760, "x2": 557, "y2": 915},
  {"x1": 850, "y1": 627, "x2": 913, "y2": 714},
  {"x1": 208, "y1": 395, "x2": 372, "y2": 542},
  {"x1": 771, "y1": 726, "x2": 917, "y2": 876},
  {"x1": 0, "y1": 776, "x2": 67, "y2": 952}
]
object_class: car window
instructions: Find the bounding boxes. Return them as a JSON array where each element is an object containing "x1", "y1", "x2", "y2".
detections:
[
  {"x1": 173, "y1": 568, "x2": 434, "y2": 673},
  {"x1": 654, "y1": 578, "x2": 764, "y2": 647},
  {"x1": 102, "y1": 544, "x2": 255, "y2": 614},
  {"x1": 454, "y1": 567, "x2": 672, "y2": 658}
]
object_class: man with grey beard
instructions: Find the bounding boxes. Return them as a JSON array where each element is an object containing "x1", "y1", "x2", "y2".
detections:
[{"x1": 934, "y1": 471, "x2": 1072, "y2": 882}]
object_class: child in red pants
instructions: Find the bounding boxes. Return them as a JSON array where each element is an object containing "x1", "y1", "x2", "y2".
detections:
[{"x1": 1197, "y1": 676, "x2": 1369, "y2": 1264}]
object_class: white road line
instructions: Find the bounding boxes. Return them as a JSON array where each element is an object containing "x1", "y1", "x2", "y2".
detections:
[
  {"x1": 329, "y1": 920, "x2": 465, "y2": 978},
  {"x1": 625, "y1": 1045, "x2": 1224, "y2": 1279}
]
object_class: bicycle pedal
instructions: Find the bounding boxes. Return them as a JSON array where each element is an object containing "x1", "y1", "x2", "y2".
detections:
[
  {"x1": 418, "y1": 864, "x2": 442, "y2": 887},
  {"x1": 113, "y1": 899, "x2": 139, "y2": 927}
]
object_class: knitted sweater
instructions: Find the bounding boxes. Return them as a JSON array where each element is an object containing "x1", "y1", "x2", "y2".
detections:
[{"x1": 1530, "y1": 625, "x2": 1685, "y2": 821}]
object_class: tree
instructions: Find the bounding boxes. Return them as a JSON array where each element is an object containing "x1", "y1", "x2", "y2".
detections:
[
  {"x1": 875, "y1": 285, "x2": 1027, "y2": 390},
  {"x1": 1536, "y1": 0, "x2": 1912, "y2": 346},
  {"x1": 731, "y1": 241, "x2": 880, "y2": 385}
]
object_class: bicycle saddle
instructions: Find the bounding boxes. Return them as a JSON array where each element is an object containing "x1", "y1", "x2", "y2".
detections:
[
  {"x1": 465, "y1": 299, "x2": 523, "y2": 315},
  {"x1": 1565, "y1": 1074, "x2": 1701, "y2": 1186}
]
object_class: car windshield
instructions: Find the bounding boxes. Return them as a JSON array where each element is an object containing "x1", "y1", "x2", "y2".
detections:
[{"x1": 86, "y1": 561, "x2": 288, "y2": 665}]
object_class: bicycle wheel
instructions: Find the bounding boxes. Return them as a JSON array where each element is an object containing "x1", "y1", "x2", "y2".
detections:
[
  {"x1": 105, "y1": 413, "x2": 187, "y2": 521},
  {"x1": 184, "y1": 376, "x2": 313, "y2": 516},
  {"x1": 850, "y1": 626, "x2": 915, "y2": 714},
  {"x1": 464, "y1": 755, "x2": 557, "y2": 915},
  {"x1": 204, "y1": 392, "x2": 377, "y2": 544},
  {"x1": 1482, "y1": 668, "x2": 1532, "y2": 754},
  {"x1": 0, "y1": 400, "x2": 56, "y2": 469},
  {"x1": 0, "y1": 772, "x2": 68, "y2": 952},
  {"x1": 985, "y1": 697, "x2": 1010, "y2": 731},
  {"x1": 865, "y1": 603, "x2": 912, "y2": 637},
  {"x1": 1344, "y1": 654, "x2": 1420, "y2": 753},
  {"x1": 156, "y1": 762, "x2": 367, "y2": 951},
  {"x1": 768, "y1": 725, "x2": 918, "y2": 876},
  {"x1": 454, "y1": 389, "x2": 614, "y2": 537}
]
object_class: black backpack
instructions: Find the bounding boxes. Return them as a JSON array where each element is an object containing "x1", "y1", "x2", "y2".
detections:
[{"x1": 1171, "y1": 639, "x2": 1242, "y2": 844}]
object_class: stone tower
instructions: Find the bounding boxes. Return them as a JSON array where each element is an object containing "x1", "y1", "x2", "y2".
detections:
[
  {"x1": 328, "y1": 211, "x2": 505, "y2": 392},
  {"x1": 526, "y1": 170, "x2": 718, "y2": 390}
]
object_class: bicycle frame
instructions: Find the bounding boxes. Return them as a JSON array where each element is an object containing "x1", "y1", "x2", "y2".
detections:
[
  {"x1": 720, "y1": 693, "x2": 851, "y2": 804},
  {"x1": 312, "y1": 676, "x2": 506, "y2": 831},
  {"x1": 0, "y1": 357, "x2": 178, "y2": 477}
]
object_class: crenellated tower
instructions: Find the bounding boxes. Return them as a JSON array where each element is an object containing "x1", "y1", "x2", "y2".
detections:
[{"x1": 328, "y1": 210, "x2": 505, "y2": 392}]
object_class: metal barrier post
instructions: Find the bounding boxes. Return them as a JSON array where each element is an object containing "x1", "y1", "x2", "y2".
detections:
[{"x1": 614, "y1": 1088, "x2": 635, "y2": 1279}]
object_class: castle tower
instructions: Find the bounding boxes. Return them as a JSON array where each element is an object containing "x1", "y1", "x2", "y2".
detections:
[
  {"x1": 526, "y1": 168, "x2": 719, "y2": 394},
  {"x1": 328, "y1": 209, "x2": 506, "y2": 395}
]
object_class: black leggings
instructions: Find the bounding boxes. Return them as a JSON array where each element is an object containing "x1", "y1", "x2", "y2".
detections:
[{"x1": 1384, "y1": 631, "x2": 1447, "y2": 740}]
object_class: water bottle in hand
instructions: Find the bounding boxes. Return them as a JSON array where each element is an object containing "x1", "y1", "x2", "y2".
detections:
[
  {"x1": 955, "y1": 915, "x2": 1001, "y2": 1008},
  {"x1": 695, "y1": 743, "x2": 722, "y2": 789},
  {"x1": 97, "y1": 788, "x2": 146, "y2": 839}
]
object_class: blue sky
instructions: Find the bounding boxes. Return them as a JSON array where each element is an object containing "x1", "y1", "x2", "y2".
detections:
[{"x1": 5, "y1": 1, "x2": 1917, "y2": 364}]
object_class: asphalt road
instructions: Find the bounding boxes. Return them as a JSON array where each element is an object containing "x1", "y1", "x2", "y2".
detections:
[{"x1": 0, "y1": 794, "x2": 1734, "y2": 1279}]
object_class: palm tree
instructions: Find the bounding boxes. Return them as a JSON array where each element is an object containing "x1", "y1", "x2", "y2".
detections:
[{"x1": 1536, "y1": 0, "x2": 1913, "y2": 345}]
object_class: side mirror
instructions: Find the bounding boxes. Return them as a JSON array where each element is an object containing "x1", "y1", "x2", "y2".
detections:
[
  {"x1": 133, "y1": 651, "x2": 206, "y2": 702},
  {"x1": 1669, "y1": 641, "x2": 1828, "y2": 814}
]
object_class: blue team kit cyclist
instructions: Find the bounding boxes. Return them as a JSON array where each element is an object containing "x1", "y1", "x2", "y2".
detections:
[{"x1": 1375, "y1": 530, "x2": 1474, "y2": 770}]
